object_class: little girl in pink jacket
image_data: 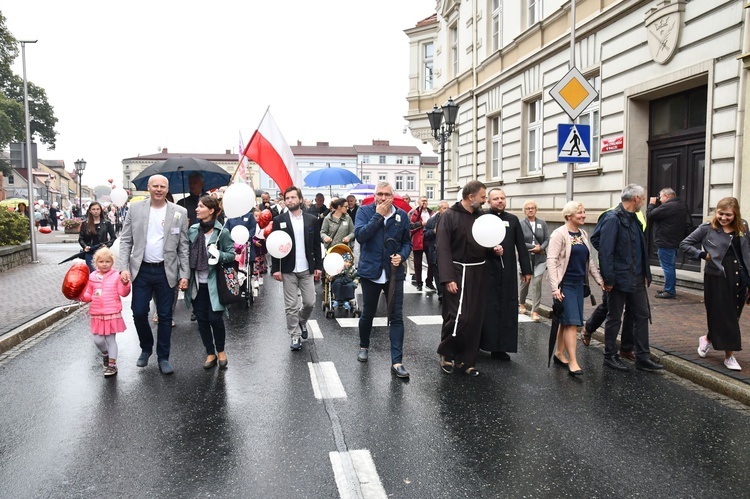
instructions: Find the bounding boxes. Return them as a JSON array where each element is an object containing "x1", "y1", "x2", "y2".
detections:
[{"x1": 80, "y1": 247, "x2": 131, "y2": 377}]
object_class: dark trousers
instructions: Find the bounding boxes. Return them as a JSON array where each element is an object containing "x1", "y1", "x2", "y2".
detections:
[
  {"x1": 49, "y1": 217, "x2": 58, "y2": 230},
  {"x1": 131, "y1": 264, "x2": 174, "y2": 360},
  {"x1": 413, "y1": 250, "x2": 433, "y2": 285},
  {"x1": 603, "y1": 283, "x2": 650, "y2": 361},
  {"x1": 585, "y1": 290, "x2": 634, "y2": 352},
  {"x1": 358, "y1": 278, "x2": 404, "y2": 365},
  {"x1": 193, "y1": 283, "x2": 226, "y2": 355}
]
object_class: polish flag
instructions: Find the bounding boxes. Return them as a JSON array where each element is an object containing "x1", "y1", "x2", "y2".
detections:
[
  {"x1": 243, "y1": 109, "x2": 301, "y2": 192},
  {"x1": 237, "y1": 131, "x2": 248, "y2": 182}
]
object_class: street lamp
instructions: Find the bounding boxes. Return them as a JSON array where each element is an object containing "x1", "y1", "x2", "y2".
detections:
[
  {"x1": 44, "y1": 178, "x2": 50, "y2": 205},
  {"x1": 427, "y1": 97, "x2": 459, "y2": 201},
  {"x1": 74, "y1": 158, "x2": 86, "y2": 216}
]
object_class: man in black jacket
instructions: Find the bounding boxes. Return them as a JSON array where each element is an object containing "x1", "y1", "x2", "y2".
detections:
[
  {"x1": 647, "y1": 188, "x2": 689, "y2": 299},
  {"x1": 271, "y1": 186, "x2": 323, "y2": 351}
]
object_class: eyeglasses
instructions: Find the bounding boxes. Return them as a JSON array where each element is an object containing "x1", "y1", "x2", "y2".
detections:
[
  {"x1": 525, "y1": 207, "x2": 536, "y2": 210},
  {"x1": 375, "y1": 192, "x2": 393, "y2": 197}
]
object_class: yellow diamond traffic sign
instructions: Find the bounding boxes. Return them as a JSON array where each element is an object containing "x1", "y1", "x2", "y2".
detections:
[{"x1": 549, "y1": 67, "x2": 598, "y2": 120}]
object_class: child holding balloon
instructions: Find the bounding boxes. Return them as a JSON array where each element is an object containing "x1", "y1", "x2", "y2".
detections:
[{"x1": 80, "y1": 247, "x2": 131, "y2": 377}]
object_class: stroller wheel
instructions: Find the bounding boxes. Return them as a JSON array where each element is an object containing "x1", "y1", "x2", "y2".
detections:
[{"x1": 322, "y1": 302, "x2": 328, "y2": 311}]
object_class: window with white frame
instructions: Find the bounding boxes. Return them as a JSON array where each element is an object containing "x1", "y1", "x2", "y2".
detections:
[
  {"x1": 407, "y1": 156, "x2": 415, "y2": 165},
  {"x1": 378, "y1": 173, "x2": 387, "y2": 182},
  {"x1": 450, "y1": 25, "x2": 459, "y2": 77},
  {"x1": 490, "y1": 115, "x2": 502, "y2": 179},
  {"x1": 395, "y1": 175, "x2": 404, "y2": 190},
  {"x1": 575, "y1": 74, "x2": 601, "y2": 164},
  {"x1": 362, "y1": 155, "x2": 369, "y2": 163},
  {"x1": 426, "y1": 170, "x2": 434, "y2": 179},
  {"x1": 526, "y1": 98, "x2": 542, "y2": 175},
  {"x1": 491, "y1": 0, "x2": 502, "y2": 52},
  {"x1": 396, "y1": 156, "x2": 403, "y2": 165},
  {"x1": 527, "y1": 0, "x2": 539, "y2": 27},
  {"x1": 426, "y1": 185, "x2": 434, "y2": 200},
  {"x1": 379, "y1": 155, "x2": 386, "y2": 164},
  {"x1": 423, "y1": 42, "x2": 434, "y2": 91},
  {"x1": 362, "y1": 174, "x2": 370, "y2": 184},
  {"x1": 407, "y1": 175, "x2": 415, "y2": 191}
]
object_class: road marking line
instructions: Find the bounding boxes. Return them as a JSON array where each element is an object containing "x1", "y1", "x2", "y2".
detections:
[
  {"x1": 336, "y1": 317, "x2": 386, "y2": 328},
  {"x1": 308, "y1": 319, "x2": 323, "y2": 339},
  {"x1": 330, "y1": 449, "x2": 387, "y2": 499},
  {"x1": 308, "y1": 361, "x2": 347, "y2": 399},
  {"x1": 408, "y1": 315, "x2": 443, "y2": 325},
  {"x1": 519, "y1": 314, "x2": 533, "y2": 322}
]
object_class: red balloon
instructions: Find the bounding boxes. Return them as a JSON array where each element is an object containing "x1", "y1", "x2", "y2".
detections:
[
  {"x1": 258, "y1": 209, "x2": 272, "y2": 229},
  {"x1": 263, "y1": 221, "x2": 274, "y2": 238},
  {"x1": 39, "y1": 226, "x2": 52, "y2": 234},
  {"x1": 62, "y1": 262, "x2": 90, "y2": 300},
  {"x1": 107, "y1": 178, "x2": 114, "y2": 184}
]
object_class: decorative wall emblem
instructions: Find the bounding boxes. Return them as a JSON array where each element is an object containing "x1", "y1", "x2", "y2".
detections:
[{"x1": 644, "y1": 0, "x2": 685, "y2": 65}]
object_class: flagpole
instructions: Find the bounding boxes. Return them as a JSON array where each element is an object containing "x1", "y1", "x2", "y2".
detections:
[{"x1": 230, "y1": 105, "x2": 271, "y2": 185}]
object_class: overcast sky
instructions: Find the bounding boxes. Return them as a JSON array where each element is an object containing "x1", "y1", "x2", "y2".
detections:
[{"x1": 3, "y1": 0, "x2": 436, "y2": 188}]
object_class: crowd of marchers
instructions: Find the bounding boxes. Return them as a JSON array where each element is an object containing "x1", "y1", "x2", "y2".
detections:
[{"x1": 74, "y1": 173, "x2": 746, "y2": 379}]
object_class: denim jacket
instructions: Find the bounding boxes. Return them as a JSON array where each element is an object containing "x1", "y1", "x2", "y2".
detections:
[
  {"x1": 354, "y1": 203, "x2": 412, "y2": 281},
  {"x1": 680, "y1": 221, "x2": 750, "y2": 277}
]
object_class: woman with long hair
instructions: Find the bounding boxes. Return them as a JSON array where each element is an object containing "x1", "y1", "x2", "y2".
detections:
[
  {"x1": 547, "y1": 201, "x2": 603, "y2": 376},
  {"x1": 184, "y1": 195, "x2": 236, "y2": 369},
  {"x1": 78, "y1": 201, "x2": 116, "y2": 271},
  {"x1": 681, "y1": 197, "x2": 749, "y2": 371},
  {"x1": 321, "y1": 198, "x2": 355, "y2": 249}
]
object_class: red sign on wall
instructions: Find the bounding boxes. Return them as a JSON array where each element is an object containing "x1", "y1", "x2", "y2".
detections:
[{"x1": 601, "y1": 136, "x2": 623, "y2": 153}]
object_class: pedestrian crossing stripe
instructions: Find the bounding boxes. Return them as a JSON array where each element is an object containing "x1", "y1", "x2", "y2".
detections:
[
  {"x1": 335, "y1": 314, "x2": 532, "y2": 327},
  {"x1": 307, "y1": 319, "x2": 323, "y2": 339},
  {"x1": 308, "y1": 362, "x2": 347, "y2": 399},
  {"x1": 557, "y1": 123, "x2": 591, "y2": 163}
]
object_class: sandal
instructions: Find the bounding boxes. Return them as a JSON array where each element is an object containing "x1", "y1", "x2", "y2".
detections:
[
  {"x1": 456, "y1": 363, "x2": 480, "y2": 377},
  {"x1": 440, "y1": 355, "x2": 454, "y2": 374},
  {"x1": 581, "y1": 328, "x2": 592, "y2": 347}
]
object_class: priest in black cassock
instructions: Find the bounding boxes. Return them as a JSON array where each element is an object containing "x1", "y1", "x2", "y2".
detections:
[
  {"x1": 436, "y1": 180, "x2": 489, "y2": 377},
  {"x1": 480, "y1": 188, "x2": 532, "y2": 360}
]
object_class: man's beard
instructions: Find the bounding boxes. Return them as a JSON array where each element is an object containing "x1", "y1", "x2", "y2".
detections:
[{"x1": 286, "y1": 201, "x2": 301, "y2": 211}]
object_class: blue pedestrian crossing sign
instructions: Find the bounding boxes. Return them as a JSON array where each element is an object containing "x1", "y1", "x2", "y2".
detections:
[{"x1": 557, "y1": 124, "x2": 591, "y2": 163}]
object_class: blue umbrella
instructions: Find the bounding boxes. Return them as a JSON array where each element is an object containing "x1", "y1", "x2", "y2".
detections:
[
  {"x1": 131, "y1": 157, "x2": 231, "y2": 193},
  {"x1": 304, "y1": 167, "x2": 361, "y2": 188}
]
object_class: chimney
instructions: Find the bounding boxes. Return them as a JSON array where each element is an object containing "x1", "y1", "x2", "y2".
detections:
[
  {"x1": 225, "y1": 149, "x2": 231, "y2": 155},
  {"x1": 297, "y1": 140, "x2": 302, "y2": 146},
  {"x1": 162, "y1": 148, "x2": 168, "y2": 154},
  {"x1": 316, "y1": 142, "x2": 329, "y2": 147},
  {"x1": 372, "y1": 140, "x2": 389, "y2": 146}
]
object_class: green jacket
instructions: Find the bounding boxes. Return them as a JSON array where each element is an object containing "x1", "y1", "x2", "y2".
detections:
[{"x1": 184, "y1": 220, "x2": 236, "y2": 314}]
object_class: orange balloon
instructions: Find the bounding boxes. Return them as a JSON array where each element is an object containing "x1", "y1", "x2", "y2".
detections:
[{"x1": 62, "y1": 262, "x2": 90, "y2": 300}]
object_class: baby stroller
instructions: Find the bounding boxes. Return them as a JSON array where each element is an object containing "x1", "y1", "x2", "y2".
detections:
[
  {"x1": 236, "y1": 242, "x2": 260, "y2": 306},
  {"x1": 322, "y1": 243, "x2": 360, "y2": 319}
]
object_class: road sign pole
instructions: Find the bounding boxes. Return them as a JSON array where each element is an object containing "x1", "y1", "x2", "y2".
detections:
[{"x1": 566, "y1": 0, "x2": 576, "y2": 202}]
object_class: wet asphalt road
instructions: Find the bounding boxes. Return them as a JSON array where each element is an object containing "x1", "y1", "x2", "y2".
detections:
[{"x1": 1, "y1": 276, "x2": 750, "y2": 498}]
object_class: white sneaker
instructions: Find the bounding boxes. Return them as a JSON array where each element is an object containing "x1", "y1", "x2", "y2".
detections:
[
  {"x1": 724, "y1": 355, "x2": 742, "y2": 371},
  {"x1": 697, "y1": 336, "x2": 710, "y2": 358}
]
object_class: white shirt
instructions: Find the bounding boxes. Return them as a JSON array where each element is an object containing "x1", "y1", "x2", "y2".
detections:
[
  {"x1": 373, "y1": 206, "x2": 396, "y2": 284},
  {"x1": 144, "y1": 205, "x2": 167, "y2": 263},
  {"x1": 290, "y1": 211, "x2": 309, "y2": 273}
]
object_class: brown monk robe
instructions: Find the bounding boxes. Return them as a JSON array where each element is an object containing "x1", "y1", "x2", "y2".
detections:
[{"x1": 436, "y1": 182, "x2": 489, "y2": 376}]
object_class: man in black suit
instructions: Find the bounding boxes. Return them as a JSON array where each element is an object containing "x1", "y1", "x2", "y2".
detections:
[{"x1": 271, "y1": 186, "x2": 323, "y2": 351}]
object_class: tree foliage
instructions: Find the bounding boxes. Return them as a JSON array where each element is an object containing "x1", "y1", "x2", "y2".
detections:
[{"x1": 0, "y1": 11, "x2": 58, "y2": 175}]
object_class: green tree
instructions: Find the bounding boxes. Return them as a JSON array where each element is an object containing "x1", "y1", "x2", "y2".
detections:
[{"x1": 0, "y1": 11, "x2": 58, "y2": 175}]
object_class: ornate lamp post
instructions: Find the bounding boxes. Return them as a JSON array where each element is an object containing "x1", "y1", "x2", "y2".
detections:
[
  {"x1": 74, "y1": 158, "x2": 86, "y2": 216},
  {"x1": 426, "y1": 97, "x2": 459, "y2": 201},
  {"x1": 44, "y1": 178, "x2": 51, "y2": 205}
]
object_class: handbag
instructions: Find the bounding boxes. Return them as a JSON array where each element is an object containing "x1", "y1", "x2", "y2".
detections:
[{"x1": 216, "y1": 261, "x2": 243, "y2": 305}]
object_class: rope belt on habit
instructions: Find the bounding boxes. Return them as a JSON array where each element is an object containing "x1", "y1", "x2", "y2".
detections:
[{"x1": 451, "y1": 260, "x2": 485, "y2": 337}]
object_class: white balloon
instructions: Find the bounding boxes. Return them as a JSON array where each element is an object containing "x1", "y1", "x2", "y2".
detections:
[
  {"x1": 222, "y1": 182, "x2": 256, "y2": 219},
  {"x1": 472, "y1": 214, "x2": 507, "y2": 248},
  {"x1": 230, "y1": 225, "x2": 250, "y2": 244},
  {"x1": 323, "y1": 252, "x2": 345, "y2": 276},
  {"x1": 110, "y1": 187, "x2": 129, "y2": 206},
  {"x1": 110, "y1": 238, "x2": 120, "y2": 258},
  {"x1": 266, "y1": 230, "x2": 293, "y2": 259},
  {"x1": 457, "y1": 188, "x2": 463, "y2": 203}
]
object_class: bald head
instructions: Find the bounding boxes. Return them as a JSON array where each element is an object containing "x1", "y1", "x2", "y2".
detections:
[{"x1": 147, "y1": 174, "x2": 169, "y2": 207}]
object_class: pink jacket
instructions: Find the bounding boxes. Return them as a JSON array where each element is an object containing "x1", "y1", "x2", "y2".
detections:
[
  {"x1": 546, "y1": 225, "x2": 603, "y2": 292},
  {"x1": 81, "y1": 269, "x2": 131, "y2": 315}
]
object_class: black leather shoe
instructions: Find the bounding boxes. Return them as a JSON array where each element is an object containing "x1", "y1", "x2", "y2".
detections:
[
  {"x1": 190, "y1": 313, "x2": 197, "y2": 321},
  {"x1": 391, "y1": 364, "x2": 410, "y2": 378},
  {"x1": 553, "y1": 355, "x2": 569, "y2": 366},
  {"x1": 203, "y1": 356, "x2": 217, "y2": 369},
  {"x1": 425, "y1": 281, "x2": 436, "y2": 291},
  {"x1": 491, "y1": 351, "x2": 511, "y2": 360},
  {"x1": 655, "y1": 291, "x2": 676, "y2": 299},
  {"x1": 568, "y1": 368, "x2": 584, "y2": 376},
  {"x1": 416, "y1": 284, "x2": 423, "y2": 291},
  {"x1": 357, "y1": 348, "x2": 369, "y2": 363},
  {"x1": 636, "y1": 359, "x2": 665, "y2": 371},
  {"x1": 300, "y1": 323, "x2": 309, "y2": 340},
  {"x1": 603, "y1": 356, "x2": 630, "y2": 371}
]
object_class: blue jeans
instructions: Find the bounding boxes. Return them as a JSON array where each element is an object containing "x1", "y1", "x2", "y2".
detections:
[
  {"x1": 358, "y1": 278, "x2": 404, "y2": 365},
  {"x1": 131, "y1": 264, "x2": 175, "y2": 360},
  {"x1": 658, "y1": 247, "x2": 677, "y2": 296}
]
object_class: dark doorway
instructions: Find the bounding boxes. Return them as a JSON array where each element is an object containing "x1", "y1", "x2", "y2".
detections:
[{"x1": 647, "y1": 86, "x2": 707, "y2": 272}]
